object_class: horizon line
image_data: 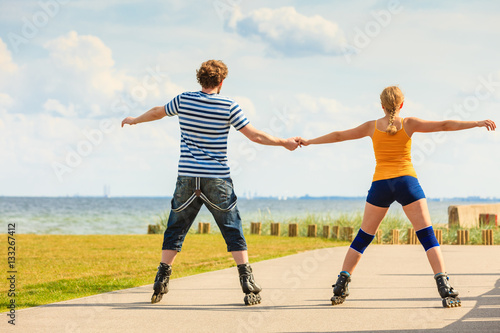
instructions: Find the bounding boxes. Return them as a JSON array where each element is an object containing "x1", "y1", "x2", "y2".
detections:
[{"x1": 1, "y1": 195, "x2": 499, "y2": 201}]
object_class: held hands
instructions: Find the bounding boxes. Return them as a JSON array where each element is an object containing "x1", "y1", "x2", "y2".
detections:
[
  {"x1": 282, "y1": 137, "x2": 310, "y2": 151},
  {"x1": 283, "y1": 137, "x2": 300, "y2": 151},
  {"x1": 296, "y1": 137, "x2": 309, "y2": 147},
  {"x1": 121, "y1": 117, "x2": 137, "y2": 127},
  {"x1": 478, "y1": 119, "x2": 496, "y2": 131}
]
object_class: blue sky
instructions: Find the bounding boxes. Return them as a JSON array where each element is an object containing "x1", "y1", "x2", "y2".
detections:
[{"x1": 0, "y1": 0, "x2": 499, "y2": 198}]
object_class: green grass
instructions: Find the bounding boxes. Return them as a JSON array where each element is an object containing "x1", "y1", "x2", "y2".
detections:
[{"x1": 0, "y1": 234, "x2": 347, "y2": 311}]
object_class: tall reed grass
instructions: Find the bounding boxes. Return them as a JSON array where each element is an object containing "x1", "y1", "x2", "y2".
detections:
[{"x1": 156, "y1": 209, "x2": 499, "y2": 245}]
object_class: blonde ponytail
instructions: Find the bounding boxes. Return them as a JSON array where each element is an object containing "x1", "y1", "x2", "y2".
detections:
[
  {"x1": 380, "y1": 86, "x2": 404, "y2": 136},
  {"x1": 386, "y1": 109, "x2": 397, "y2": 135}
]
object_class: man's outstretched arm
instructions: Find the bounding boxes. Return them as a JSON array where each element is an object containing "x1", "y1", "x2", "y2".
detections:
[
  {"x1": 239, "y1": 124, "x2": 298, "y2": 151},
  {"x1": 121, "y1": 106, "x2": 166, "y2": 127}
]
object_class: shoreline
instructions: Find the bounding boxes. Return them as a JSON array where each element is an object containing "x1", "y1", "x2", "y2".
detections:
[{"x1": 1, "y1": 197, "x2": 498, "y2": 235}]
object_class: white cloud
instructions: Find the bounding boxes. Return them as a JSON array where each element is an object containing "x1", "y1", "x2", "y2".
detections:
[
  {"x1": 43, "y1": 31, "x2": 125, "y2": 99},
  {"x1": 294, "y1": 93, "x2": 367, "y2": 136},
  {"x1": 0, "y1": 38, "x2": 18, "y2": 74},
  {"x1": 0, "y1": 93, "x2": 14, "y2": 130},
  {"x1": 43, "y1": 99, "x2": 77, "y2": 117},
  {"x1": 32, "y1": 30, "x2": 188, "y2": 119},
  {"x1": 227, "y1": 7, "x2": 347, "y2": 57},
  {"x1": 232, "y1": 95, "x2": 256, "y2": 118},
  {"x1": 0, "y1": 92, "x2": 14, "y2": 109},
  {"x1": 296, "y1": 93, "x2": 342, "y2": 115},
  {"x1": 44, "y1": 31, "x2": 114, "y2": 69},
  {"x1": 0, "y1": 112, "x2": 63, "y2": 169},
  {"x1": 0, "y1": 38, "x2": 18, "y2": 91}
]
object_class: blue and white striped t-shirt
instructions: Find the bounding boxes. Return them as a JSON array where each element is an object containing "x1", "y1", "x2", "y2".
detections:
[{"x1": 164, "y1": 91, "x2": 250, "y2": 178}]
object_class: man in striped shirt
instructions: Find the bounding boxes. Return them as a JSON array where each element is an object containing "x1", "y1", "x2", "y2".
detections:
[{"x1": 122, "y1": 60, "x2": 298, "y2": 305}]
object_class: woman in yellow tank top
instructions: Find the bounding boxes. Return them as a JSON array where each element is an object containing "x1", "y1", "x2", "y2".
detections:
[{"x1": 299, "y1": 86, "x2": 496, "y2": 307}]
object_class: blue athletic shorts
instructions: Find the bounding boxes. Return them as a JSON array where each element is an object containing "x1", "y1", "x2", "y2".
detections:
[{"x1": 366, "y1": 176, "x2": 426, "y2": 208}]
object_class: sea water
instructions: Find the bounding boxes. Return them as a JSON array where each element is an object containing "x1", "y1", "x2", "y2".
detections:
[{"x1": 1, "y1": 197, "x2": 496, "y2": 235}]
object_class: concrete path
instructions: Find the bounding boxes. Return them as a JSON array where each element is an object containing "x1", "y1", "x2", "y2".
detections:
[{"x1": 5, "y1": 245, "x2": 500, "y2": 333}]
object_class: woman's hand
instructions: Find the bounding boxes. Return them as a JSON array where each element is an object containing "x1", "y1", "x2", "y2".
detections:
[
  {"x1": 478, "y1": 119, "x2": 496, "y2": 131},
  {"x1": 297, "y1": 137, "x2": 310, "y2": 147}
]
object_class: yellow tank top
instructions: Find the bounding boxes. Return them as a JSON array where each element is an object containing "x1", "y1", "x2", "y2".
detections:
[{"x1": 371, "y1": 118, "x2": 417, "y2": 182}]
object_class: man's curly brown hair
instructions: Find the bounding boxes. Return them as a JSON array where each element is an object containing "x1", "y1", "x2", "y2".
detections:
[{"x1": 196, "y1": 60, "x2": 228, "y2": 89}]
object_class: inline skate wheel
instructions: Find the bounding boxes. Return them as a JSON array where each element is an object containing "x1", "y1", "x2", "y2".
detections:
[
  {"x1": 331, "y1": 296, "x2": 345, "y2": 306},
  {"x1": 244, "y1": 293, "x2": 259, "y2": 306},
  {"x1": 442, "y1": 297, "x2": 461, "y2": 308},
  {"x1": 244, "y1": 293, "x2": 261, "y2": 306},
  {"x1": 151, "y1": 293, "x2": 163, "y2": 304}
]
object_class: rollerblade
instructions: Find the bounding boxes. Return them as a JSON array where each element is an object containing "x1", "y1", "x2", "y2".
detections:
[
  {"x1": 331, "y1": 271, "x2": 351, "y2": 305},
  {"x1": 151, "y1": 263, "x2": 172, "y2": 304},
  {"x1": 237, "y1": 263, "x2": 262, "y2": 306},
  {"x1": 435, "y1": 272, "x2": 461, "y2": 308}
]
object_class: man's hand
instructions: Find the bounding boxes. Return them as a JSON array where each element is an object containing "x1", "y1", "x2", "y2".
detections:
[
  {"x1": 121, "y1": 117, "x2": 137, "y2": 127},
  {"x1": 478, "y1": 119, "x2": 496, "y2": 131},
  {"x1": 283, "y1": 137, "x2": 299, "y2": 151}
]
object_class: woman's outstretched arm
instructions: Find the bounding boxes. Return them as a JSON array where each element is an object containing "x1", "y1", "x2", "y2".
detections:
[
  {"x1": 405, "y1": 117, "x2": 496, "y2": 136},
  {"x1": 299, "y1": 121, "x2": 374, "y2": 146}
]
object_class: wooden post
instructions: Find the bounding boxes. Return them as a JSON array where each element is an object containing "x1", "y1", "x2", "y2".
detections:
[
  {"x1": 479, "y1": 214, "x2": 498, "y2": 228},
  {"x1": 147, "y1": 224, "x2": 161, "y2": 234},
  {"x1": 332, "y1": 226, "x2": 340, "y2": 239},
  {"x1": 407, "y1": 228, "x2": 418, "y2": 244},
  {"x1": 270, "y1": 223, "x2": 281, "y2": 236},
  {"x1": 202, "y1": 223, "x2": 211, "y2": 234},
  {"x1": 307, "y1": 224, "x2": 317, "y2": 237},
  {"x1": 391, "y1": 229, "x2": 400, "y2": 245},
  {"x1": 250, "y1": 222, "x2": 262, "y2": 235},
  {"x1": 434, "y1": 229, "x2": 443, "y2": 245},
  {"x1": 323, "y1": 225, "x2": 330, "y2": 238},
  {"x1": 482, "y1": 229, "x2": 494, "y2": 245},
  {"x1": 288, "y1": 223, "x2": 298, "y2": 237},
  {"x1": 348, "y1": 227, "x2": 354, "y2": 241},
  {"x1": 256, "y1": 222, "x2": 262, "y2": 235},
  {"x1": 457, "y1": 230, "x2": 469, "y2": 245},
  {"x1": 198, "y1": 222, "x2": 203, "y2": 234},
  {"x1": 375, "y1": 230, "x2": 382, "y2": 244}
]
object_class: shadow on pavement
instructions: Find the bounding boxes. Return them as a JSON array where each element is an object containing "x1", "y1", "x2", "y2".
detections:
[
  {"x1": 284, "y1": 278, "x2": 500, "y2": 333},
  {"x1": 37, "y1": 278, "x2": 500, "y2": 332}
]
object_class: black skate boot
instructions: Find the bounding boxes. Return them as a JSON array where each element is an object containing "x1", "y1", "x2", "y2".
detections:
[
  {"x1": 151, "y1": 263, "x2": 172, "y2": 304},
  {"x1": 331, "y1": 271, "x2": 351, "y2": 305},
  {"x1": 435, "y1": 272, "x2": 461, "y2": 308},
  {"x1": 237, "y1": 263, "x2": 262, "y2": 306}
]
